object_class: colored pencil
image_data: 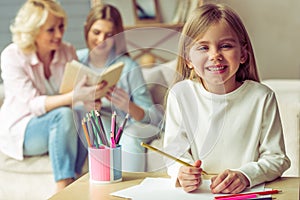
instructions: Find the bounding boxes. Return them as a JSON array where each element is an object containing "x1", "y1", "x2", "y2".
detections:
[
  {"x1": 216, "y1": 194, "x2": 257, "y2": 200},
  {"x1": 248, "y1": 197, "x2": 274, "y2": 200},
  {"x1": 88, "y1": 113, "x2": 102, "y2": 147},
  {"x1": 249, "y1": 196, "x2": 275, "y2": 200},
  {"x1": 214, "y1": 190, "x2": 281, "y2": 199},
  {"x1": 86, "y1": 116, "x2": 96, "y2": 148},
  {"x1": 140, "y1": 142, "x2": 208, "y2": 175},
  {"x1": 81, "y1": 119, "x2": 92, "y2": 147},
  {"x1": 110, "y1": 132, "x2": 116, "y2": 148},
  {"x1": 115, "y1": 113, "x2": 129, "y2": 143},
  {"x1": 94, "y1": 110, "x2": 109, "y2": 146},
  {"x1": 111, "y1": 111, "x2": 117, "y2": 139}
]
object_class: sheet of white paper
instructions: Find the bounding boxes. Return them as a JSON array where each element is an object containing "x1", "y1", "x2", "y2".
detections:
[{"x1": 110, "y1": 178, "x2": 265, "y2": 200}]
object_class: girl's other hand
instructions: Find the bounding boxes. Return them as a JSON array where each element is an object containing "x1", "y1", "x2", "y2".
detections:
[
  {"x1": 178, "y1": 160, "x2": 203, "y2": 193},
  {"x1": 210, "y1": 169, "x2": 250, "y2": 194},
  {"x1": 106, "y1": 86, "x2": 130, "y2": 112},
  {"x1": 72, "y1": 75, "x2": 107, "y2": 102}
]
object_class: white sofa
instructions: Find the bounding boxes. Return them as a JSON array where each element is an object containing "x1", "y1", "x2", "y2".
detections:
[
  {"x1": 0, "y1": 60, "x2": 299, "y2": 199},
  {"x1": 262, "y1": 79, "x2": 300, "y2": 177}
]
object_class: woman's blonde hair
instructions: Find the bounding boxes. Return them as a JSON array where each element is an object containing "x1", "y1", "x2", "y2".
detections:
[
  {"x1": 10, "y1": 0, "x2": 67, "y2": 53},
  {"x1": 84, "y1": 4, "x2": 128, "y2": 56},
  {"x1": 175, "y1": 3, "x2": 260, "y2": 83}
]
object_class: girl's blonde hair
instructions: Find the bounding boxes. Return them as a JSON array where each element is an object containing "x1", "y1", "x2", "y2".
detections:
[
  {"x1": 84, "y1": 4, "x2": 128, "y2": 56},
  {"x1": 10, "y1": 0, "x2": 67, "y2": 53},
  {"x1": 175, "y1": 3, "x2": 260, "y2": 83}
]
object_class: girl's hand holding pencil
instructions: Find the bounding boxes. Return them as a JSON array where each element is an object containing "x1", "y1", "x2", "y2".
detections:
[
  {"x1": 141, "y1": 142, "x2": 209, "y2": 193},
  {"x1": 140, "y1": 142, "x2": 208, "y2": 175}
]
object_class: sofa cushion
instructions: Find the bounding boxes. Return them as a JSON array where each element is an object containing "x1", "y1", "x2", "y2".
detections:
[
  {"x1": 0, "y1": 150, "x2": 52, "y2": 173},
  {"x1": 157, "y1": 59, "x2": 177, "y2": 86},
  {"x1": 141, "y1": 59, "x2": 177, "y2": 106},
  {"x1": 142, "y1": 66, "x2": 169, "y2": 106}
]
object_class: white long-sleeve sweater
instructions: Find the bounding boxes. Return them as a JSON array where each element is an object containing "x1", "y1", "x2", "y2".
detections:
[{"x1": 163, "y1": 80, "x2": 290, "y2": 187}]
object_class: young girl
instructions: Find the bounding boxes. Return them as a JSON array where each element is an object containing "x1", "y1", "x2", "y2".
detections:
[
  {"x1": 163, "y1": 3, "x2": 290, "y2": 194},
  {"x1": 77, "y1": 4, "x2": 163, "y2": 172}
]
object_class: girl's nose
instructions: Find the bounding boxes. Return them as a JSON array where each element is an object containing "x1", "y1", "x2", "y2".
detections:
[{"x1": 209, "y1": 50, "x2": 222, "y2": 61}]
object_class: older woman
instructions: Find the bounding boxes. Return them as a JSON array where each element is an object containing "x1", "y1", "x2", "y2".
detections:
[{"x1": 0, "y1": 0, "x2": 102, "y2": 192}]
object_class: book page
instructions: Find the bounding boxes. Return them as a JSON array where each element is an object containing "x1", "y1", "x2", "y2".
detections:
[{"x1": 59, "y1": 60, "x2": 124, "y2": 97}]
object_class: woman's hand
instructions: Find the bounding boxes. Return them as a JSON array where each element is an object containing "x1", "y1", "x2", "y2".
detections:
[
  {"x1": 72, "y1": 75, "x2": 107, "y2": 102},
  {"x1": 210, "y1": 169, "x2": 250, "y2": 194},
  {"x1": 83, "y1": 99, "x2": 102, "y2": 111},
  {"x1": 178, "y1": 160, "x2": 203, "y2": 193},
  {"x1": 106, "y1": 86, "x2": 145, "y2": 121},
  {"x1": 106, "y1": 86, "x2": 130, "y2": 112}
]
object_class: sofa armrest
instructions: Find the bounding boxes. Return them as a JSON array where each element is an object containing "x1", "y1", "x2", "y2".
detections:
[{"x1": 262, "y1": 79, "x2": 300, "y2": 177}]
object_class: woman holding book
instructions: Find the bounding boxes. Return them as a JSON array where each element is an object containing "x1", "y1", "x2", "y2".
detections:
[
  {"x1": 77, "y1": 4, "x2": 163, "y2": 172},
  {"x1": 0, "y1": 0, "x2": 102, "y2": 192}
]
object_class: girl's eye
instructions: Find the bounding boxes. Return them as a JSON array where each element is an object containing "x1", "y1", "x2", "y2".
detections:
[
  {"x1": 196, "y1": 45, "x2": 208, "y2": 51},
  {"x1": 220, "y1": 44, "x2": 233, "y2": 49}
]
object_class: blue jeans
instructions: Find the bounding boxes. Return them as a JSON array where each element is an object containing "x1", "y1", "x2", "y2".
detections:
[{"x1": 23, "y1": 107, "x2": 88, "y2": 182}]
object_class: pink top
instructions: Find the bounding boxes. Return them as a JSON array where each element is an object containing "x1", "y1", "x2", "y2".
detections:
[{"x1": 0, "y1": 42, "x2": 77, "y2": 160}]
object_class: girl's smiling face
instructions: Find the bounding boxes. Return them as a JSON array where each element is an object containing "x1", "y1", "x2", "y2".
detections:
[{"x1": 188, "y1": 20, "x2": 247, "y2": 94}]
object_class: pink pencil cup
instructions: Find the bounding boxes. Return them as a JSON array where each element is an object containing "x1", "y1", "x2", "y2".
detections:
[{"x1": 88, "y1": 145, "x2": 122, "y2": 183}]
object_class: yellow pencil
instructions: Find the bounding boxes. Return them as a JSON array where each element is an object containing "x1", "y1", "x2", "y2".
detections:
[{"x1": 141, "y1": 142, "x2": 208, "y2": 175}]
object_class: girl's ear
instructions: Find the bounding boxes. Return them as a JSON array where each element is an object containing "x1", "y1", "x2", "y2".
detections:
[
  {"x1": 240, "y1": 45, "x2": 248, "y2": 64},
  {"x1": 186, "y1": 60, "x2": 194, "y2": 69}
]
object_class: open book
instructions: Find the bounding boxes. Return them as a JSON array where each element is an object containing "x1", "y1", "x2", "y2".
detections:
[{"x1": 59, "y1": 60, "x2": 124, "y2": 96}]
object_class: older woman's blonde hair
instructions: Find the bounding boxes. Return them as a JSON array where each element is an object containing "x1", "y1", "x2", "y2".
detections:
[
  {"x1": 10, "y1": 0, "x2": 67, "y2": 53},
  {"x1": 175, "y1": 3, "x2": 260, "y2": 84}
]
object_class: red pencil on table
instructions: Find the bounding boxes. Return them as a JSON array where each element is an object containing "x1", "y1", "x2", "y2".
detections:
[
  {"x1": 216, "y1": 194, "x2": 258, "y2": 200},
  {"x1": 214, "y1": 189, "x2": 281, "y2": 199}
]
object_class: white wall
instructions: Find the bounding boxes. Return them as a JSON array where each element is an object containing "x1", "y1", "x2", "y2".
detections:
[
  {"x1": 1, "y1": 0, "x2": 299, "y2": 80},
  {"x1": 204, "y1": 0, "x2": 300, "y2": 80},
  {"x1": 107, "y1": 0, "x2": 300, "y2": 79},
  {"x1": 101, "y1": 0, "x2": 178, "y2": 26}
]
